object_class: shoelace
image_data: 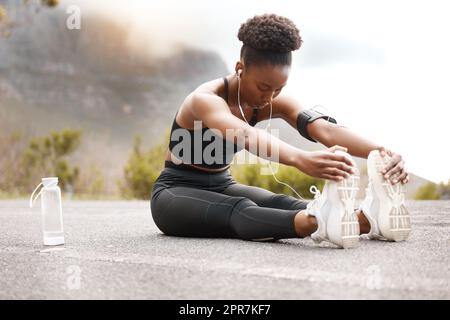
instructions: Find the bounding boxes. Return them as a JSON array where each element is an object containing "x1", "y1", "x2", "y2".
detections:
[
  {"x1": 310, "y1": 185, "x2": 321, "y2": 197},
  {"x1": 306, "y1": 185, "x2": 322, "y2": 213},
  {"x1": 307, "y1": 175, "x2": 359, "y2": 215}
]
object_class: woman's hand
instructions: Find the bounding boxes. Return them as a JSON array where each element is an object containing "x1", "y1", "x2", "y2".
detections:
[
  {"x1": 298, "y1": 145, "x2": 356, "y2": 182},
  {"x1": 377, "y1": 147, "x2": 409, "y2": 185}
]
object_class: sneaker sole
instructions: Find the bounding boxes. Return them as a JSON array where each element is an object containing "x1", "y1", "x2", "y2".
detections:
[
  {"x1": 332, "y1": 174, "x2": 361, "y2": 249},
  {"x1": 368, "y1": 151, "x2": 411, "y2": 241}
]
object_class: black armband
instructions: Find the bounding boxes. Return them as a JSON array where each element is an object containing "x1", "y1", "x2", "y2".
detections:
[{"x1": 296, "y1": 109, "x2": 337, "y2": 142}]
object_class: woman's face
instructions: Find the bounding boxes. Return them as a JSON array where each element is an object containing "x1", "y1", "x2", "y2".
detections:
[{"x1": 239, "y1": 63, "x2": 290, "y2": 108}]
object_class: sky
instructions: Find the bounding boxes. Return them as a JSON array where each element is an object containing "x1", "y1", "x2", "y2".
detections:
[{"x1": 69, "y1": 0, "x2": 450, "y2": 183}]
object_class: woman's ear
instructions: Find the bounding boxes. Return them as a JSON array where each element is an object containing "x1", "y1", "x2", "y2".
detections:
[{"x1": 235, "y1": 61, "x2": 244, "y2": 76}]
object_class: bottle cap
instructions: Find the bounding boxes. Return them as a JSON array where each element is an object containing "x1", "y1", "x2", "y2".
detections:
[{"x1": 42, "y1": 177, "x2": 58, "y2": 187}]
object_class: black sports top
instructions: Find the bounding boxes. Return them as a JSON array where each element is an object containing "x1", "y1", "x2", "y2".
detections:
[{"x1": 167, "y1": 77, "x2": 258, "y2": 170}]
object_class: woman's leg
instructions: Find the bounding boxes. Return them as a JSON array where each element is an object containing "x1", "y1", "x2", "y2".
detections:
[
  {"x1": 222, "y1": 183, "x2": 308, "y2": 210},
  {"x1": 150, "y1": 185, "x2": 309, "y2": 241},
  {"x1": 356, "y1": 210, "x2": 371, "y2": 234},
  {"x1": 222, "y1": 183, "x2": 317, "y2": 237},
  {"x1": 223, "y1": 183, "x2": 371, "y2": 236}
]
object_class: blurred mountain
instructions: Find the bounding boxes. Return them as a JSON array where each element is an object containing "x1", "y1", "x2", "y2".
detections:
[
  {"x1": 0, "y1": 7, "x2": 229, "y2": 193},
  {"x1": 0, "y1": 7, "x2": 228, "y2": 146}
]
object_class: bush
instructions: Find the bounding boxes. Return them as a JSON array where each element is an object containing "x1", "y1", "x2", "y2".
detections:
[
  {"x1": 438, "y1": 180, "x2": 450, "y2": 200},
  {"x1": 0, "y1": 128, "x2": 83, "y2": 195},
  {"x1": 0, "y1": 130, "x2": 25, "y2": 193},
  {"x1": 21, "y1": 129, "x2": 82, "y2": 192},
  {"x1": 1, "y1": 1, "x2": 59, "y2": 38},
  {"x1": 230, "y1": 158, "x2": 324, "y2": 200},
  {"x1": 73, "y1": 164, "x2": 105, "y2": 199},
  {"x1": 414, "y1": 182, "x2": 440, "y2": 200},
  {"x1": 119, "y1": 134, "x2": 167, "y2": 199}
]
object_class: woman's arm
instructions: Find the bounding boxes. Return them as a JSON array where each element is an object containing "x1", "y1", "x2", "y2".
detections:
[
  {"x1": 275, "y1": 95, "x2": 409, "y2": 184},
  {"x1": 190, "y1": 93, "x2": 356, "y2": 181},
  {"x1": 319, "y1": 125, "x2": 409, "y2": 184},
  {"x1": 314, "y1": 124, "x2": 383, "y2": 159}
]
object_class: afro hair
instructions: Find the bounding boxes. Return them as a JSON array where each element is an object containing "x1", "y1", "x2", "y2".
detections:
[{"x1": 237, "y1": 13, "x2": 302, "y2": 53}]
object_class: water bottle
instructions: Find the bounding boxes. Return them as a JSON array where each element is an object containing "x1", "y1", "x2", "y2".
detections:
[{"x1": 30, "y1": 177, "x2": 65, "y2": 246}]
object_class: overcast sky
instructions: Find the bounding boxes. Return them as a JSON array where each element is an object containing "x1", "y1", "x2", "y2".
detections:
[{"x1": 70, "y1": 0, "x2": 450, "y2": 183}]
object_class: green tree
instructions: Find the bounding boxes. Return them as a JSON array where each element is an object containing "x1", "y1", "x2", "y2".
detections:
[
  {"x1": 0, "y1": 130, "x2": 25, "y2": 197},
  {"x1": 0, "y1": 0, "x2": 59, "y2": 37},
  {"x1": 414, "y1": 182, "x2": 440, "y2": 200},
  {"x1": 41, "y1": 0, "x2": 59, "y2": 7},
  {"x1": 230, "y1": 160, "x2": 325, "y2": 199},
  {"x1": 21, "y1": 129, "x2": 82, "y2": 192},
  {"x1": 0, "y1": 6, "x2": 6, "y2": 21},
  {"x1": 81, "y1": 165, "x2": 105, "y2": 197},
  {"x1": 120, "y1": 133, "x2": 167, "y2": 199},
  {"x1": 438, "y1": 179, "x2": 450, "y2": 200}
]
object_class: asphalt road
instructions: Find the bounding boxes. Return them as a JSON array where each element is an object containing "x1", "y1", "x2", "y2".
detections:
[{"x1": 0, "y1": 200, "x2": 449, "y2": 299}]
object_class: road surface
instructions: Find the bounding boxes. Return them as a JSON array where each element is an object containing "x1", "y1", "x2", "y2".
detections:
[{"x1": 0, "y1": 200, "x2": 449, "y2": 299}]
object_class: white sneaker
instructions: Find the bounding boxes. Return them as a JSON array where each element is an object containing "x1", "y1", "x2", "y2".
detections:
[
  {"x1": 359, "y1": 150, "x2": 411, "y2": 241},
  {"x1": 305, "y1": 151, "x2": 360, "y2": 249}
]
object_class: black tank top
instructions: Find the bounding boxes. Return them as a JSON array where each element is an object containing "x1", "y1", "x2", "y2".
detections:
[{"x1": 167, "y1": 77, "x2": 258, "y2": 170}]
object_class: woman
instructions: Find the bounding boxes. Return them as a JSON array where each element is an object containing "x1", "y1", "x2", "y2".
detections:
[{"x1": 150, "y1": 14, "x2": 410, "y2": 249}]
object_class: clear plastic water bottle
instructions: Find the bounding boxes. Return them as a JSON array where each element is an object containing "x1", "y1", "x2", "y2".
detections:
[{"x1": 30, "y1": 177, "x2": 65, "y2": 246}]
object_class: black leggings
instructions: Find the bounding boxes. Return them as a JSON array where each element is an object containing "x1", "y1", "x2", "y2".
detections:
[{"x1": 150, "y1": 164, "x2": 309, "y2": 241}]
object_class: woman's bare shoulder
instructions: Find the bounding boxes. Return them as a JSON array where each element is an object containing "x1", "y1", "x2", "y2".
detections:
[{"x1": 177, "y1": 77, "x2": 228, "y2": 127}]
